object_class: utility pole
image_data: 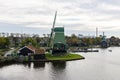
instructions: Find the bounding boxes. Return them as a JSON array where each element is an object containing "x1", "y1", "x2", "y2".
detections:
[
  {"x1": 103, "y1": 32, "x2": 105, "y2": 36},
  {"x1": 96, "y1": 27, "x2": 98, "y2": 37}
]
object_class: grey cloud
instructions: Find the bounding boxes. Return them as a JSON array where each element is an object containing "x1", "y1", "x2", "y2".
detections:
[
  {"x1": 0, "y1": 0, "x2": 120, "y2": 37},
  {"x1": 19, "y1": 21, "x2": 51, "y2": 26},
  {"x1": 65, "y1": 23, "x2": 85, "y2": 27},
  {"x1": 63, "y1": 24, "x2": 93, "y2": 31},
  {"x1": 3, "y1": 7, "x2": 53, "y2": 16},
  {"x1": 98, "y1": 0, "x2": 120, "y2": 6},
  {"x1": 100, "y1": 10, "x2": 120, "y2": 16},
  {"x1": 0, "y1": 21, "x2": 51, "y2": 34},
  {"x1": 61, "y1": 18, "x2": 81, "y2": 21},
  {"x1": 100, "y1": 26, "x2": 116, "y2": 29},
  {"x1": 48, "y1": 0, "x2": 75, "y2": 3}
]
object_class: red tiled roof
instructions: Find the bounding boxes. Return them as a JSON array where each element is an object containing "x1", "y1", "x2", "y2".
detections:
[
  {"x1": 25, "y1": 45, "x2": 36, "y2": 51},
  {"x1": 24, "y1": 45, "x2": 45, "y2": 54},
  {"x1": 35, "y1": 49, "x2": 45, "y2": 54}
]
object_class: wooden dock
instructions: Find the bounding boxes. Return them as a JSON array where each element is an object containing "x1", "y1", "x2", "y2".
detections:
[{"x1": 70, "y1": 49, "x2": 99, "y2": 52}]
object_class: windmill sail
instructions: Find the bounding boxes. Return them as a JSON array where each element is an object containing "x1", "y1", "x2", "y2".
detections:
[
  {"x1": 52, "y1": 11, "x2": 57, "y2": 31},
  {"x1": 48, "y1": 11, "x2": 57, "y2": 47}
]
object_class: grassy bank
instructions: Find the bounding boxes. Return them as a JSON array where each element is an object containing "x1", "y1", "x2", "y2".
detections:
[
  {"x1": 0, "y1": 48, "x2": 17, "y2": 66},
  {"x1": 46, "y1": 53, "x2": 85, "y2": 61},
  {"x1": 0, "y1": 49, "x2": 10, "y2": 56}
]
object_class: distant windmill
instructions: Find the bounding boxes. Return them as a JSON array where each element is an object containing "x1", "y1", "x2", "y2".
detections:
[{"x1": 100, "y1": 32, "x2": 109, "y2": 48}]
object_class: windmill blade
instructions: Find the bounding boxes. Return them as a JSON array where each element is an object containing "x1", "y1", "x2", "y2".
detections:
[
  {"x1": 48, "y1": 11, "x2": 57, "y2": 47},
  {"x1": 52, "y1": 11, "x2": 57, "y2": 30}
]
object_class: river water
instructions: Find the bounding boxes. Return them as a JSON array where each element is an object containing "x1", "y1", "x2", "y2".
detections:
[{"x1": 0, "y1": 47, "x2": 120, "y2": 80}]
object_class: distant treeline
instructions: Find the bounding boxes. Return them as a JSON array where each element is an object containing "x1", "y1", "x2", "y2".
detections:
[{"x1": 0, "y1": 34, "x2": 120, "y2": 49}]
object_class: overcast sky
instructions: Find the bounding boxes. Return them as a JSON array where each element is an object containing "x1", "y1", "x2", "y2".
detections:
[{"x1": 0, "y1": 0, "x2": 120, "y2": 37}]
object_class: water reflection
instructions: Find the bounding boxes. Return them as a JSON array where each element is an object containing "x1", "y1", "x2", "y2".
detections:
[
  {"x1": 0, "y1": 63, "x2": 12, "y2": 68},
  {"x1": 51, "y1": 61, "x2": 66, "y2": 70},
  {"x1": 33, "y1": 62, "x2": 45, "y2": 68},
  {"x1": 23, "y1": 62, "x2": 45, "y2": 69},
  {"x1": 49, "y1": 61, "x2": 67, "y2": 80},
  {"x1": 22, "y1": 62, "x2": 31, "y2": 68}
]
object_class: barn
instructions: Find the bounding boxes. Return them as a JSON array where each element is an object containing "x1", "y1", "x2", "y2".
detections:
[
  {"x1": 18, "y1": 45, "x2": 45, "y2": 60},
  {"x1": 18, "y1": 45, "x2": 35, "y2": 56}
]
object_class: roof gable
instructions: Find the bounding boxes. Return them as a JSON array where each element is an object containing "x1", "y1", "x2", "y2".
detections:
[
  {"x1": 19, "y1": 45, "x2": 45, "y2": 54},
  {"x1": 26, "y1": 45, "x2": 36, "y2": 51}
]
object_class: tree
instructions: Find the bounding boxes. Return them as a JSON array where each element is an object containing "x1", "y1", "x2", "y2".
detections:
[
  {"x1": 21, "y1": 37, "x2": 37, "y2": 47},
  {"x1": 66, "y1": 34, "x2": 80, "y2": 46},
  {"x1": 0, "y1": 37, "x2": 10, "y2": 48},
  {"x1": 95, "y1": 37, "x2": 101, "y2": 45}
]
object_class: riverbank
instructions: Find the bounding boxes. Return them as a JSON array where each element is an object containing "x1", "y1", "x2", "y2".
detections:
[
  {"x1": 0, "y1": 52, "x2": 84, "y2": 66},
  {"x1": 46, "y1": 53, "x2": 84, "y2": 61},
  {"x1": 0, "y1": 56, "x2": 17, "y2": 67},
  {"x1": 0, "y1": 49, "x2": 12, "y2": 65}
]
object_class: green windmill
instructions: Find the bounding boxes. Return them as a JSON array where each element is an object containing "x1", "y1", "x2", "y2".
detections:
[
  {"x1": 101, "y1": 32, "x2": 109, "y2": 48},
  {"x1": 49, "y1": 11, "x2": 67, "y2": 55}
]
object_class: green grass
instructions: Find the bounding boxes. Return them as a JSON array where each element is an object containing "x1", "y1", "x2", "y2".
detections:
[{"x1": 46, "y1": 53, "x2": 84, "y2": 61}]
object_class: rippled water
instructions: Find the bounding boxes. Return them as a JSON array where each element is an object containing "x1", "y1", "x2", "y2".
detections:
[{"x1": 0, "y1": 47, "x2": 120, "y2": 80}]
